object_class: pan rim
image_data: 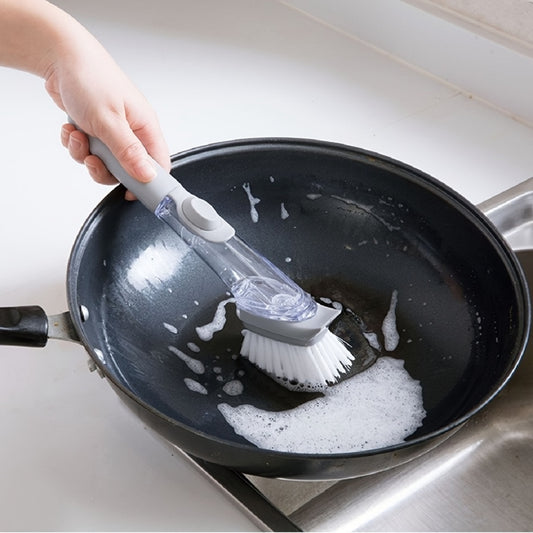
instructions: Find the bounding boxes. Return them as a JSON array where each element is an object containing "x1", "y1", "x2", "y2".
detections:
[{"x1": 66, "y1": 137, "x2": 531, "y2": 462}]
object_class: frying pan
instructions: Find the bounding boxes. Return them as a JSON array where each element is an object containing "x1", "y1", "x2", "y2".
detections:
[{"x1": 0, "y1": 139, "x2": 529, "y2": 480}]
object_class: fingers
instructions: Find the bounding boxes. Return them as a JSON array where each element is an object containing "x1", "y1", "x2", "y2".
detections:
[
  {"x1": 61, "y1": 123, "x2": 117, "y2": 185},
  {"x1": 96, "y1": 118, "x2": 157, "y2": 183},
  {"x1": 61, "y1": 112, "x2": 170, "y2": 200},
  {"x1": 84, "y1": 155, "x2": 119, "y2": 185},
  {"x1": 132, "y1": 120, "x2": 171, "y2": 173}
]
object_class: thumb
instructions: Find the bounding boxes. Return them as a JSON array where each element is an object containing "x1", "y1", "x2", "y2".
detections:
[{"x1": 97, "y1": 119, "x2": 157, "y2": 183}]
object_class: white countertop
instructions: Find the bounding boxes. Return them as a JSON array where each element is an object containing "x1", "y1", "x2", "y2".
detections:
[{"x1": 1, "y1": 1, "x2": 533, "y2": 530}]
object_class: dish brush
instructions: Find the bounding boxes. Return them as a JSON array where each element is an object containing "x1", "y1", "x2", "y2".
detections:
[{"x1": 75, "y1": 126, "x2": 355, "y2": 388}]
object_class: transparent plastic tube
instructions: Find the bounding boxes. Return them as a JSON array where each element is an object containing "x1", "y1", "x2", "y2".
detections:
[{"x1": 155, "y1": 195, "x2": 317, "y2": 322}]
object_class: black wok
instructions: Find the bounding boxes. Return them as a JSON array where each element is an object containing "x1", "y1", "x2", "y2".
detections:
[{"x1": 0, "y1": 139, "x2": 529, "y2": 480}]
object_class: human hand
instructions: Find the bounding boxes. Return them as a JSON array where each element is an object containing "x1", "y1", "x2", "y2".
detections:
[
  {"x1": 48, "y1": 37, "x2": 170, "y2": 199},
  {"x1": 0, "y1": 0, "x2": 170, "y2": 198}
]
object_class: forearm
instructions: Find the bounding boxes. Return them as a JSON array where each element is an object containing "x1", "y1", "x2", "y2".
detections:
[
  {"x1": 1, "y1": 0, "x2": 169, "y2": 182},
  {"x1": 0, "y1": 0, "x2": 95, "y2": 78}
]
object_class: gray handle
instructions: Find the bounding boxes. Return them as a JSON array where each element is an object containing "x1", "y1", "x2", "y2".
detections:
[
  {"x1": 68, "y1": 118, "x2": 235, "y2": 242},
  {"x1": 85, "y1": 135, "x2": 177, "y2": 212}
]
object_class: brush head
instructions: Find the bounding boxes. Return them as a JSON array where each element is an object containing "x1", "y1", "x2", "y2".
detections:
[
  {"x1": 236, "y1": 303, "x2": 341, "y2": 346},
  {"x1": 238, "y1": 302, "x2": 355, "y2": 389},
  {"x1": 240, "y1": 327, "x2": 355, "y2": 391}
]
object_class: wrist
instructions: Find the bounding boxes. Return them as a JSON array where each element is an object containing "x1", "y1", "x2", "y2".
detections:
[{"x1": 0, "y1": 0, "x2": 90, "y2": 79}]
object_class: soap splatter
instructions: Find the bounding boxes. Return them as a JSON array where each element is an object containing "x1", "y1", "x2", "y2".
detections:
[
  {"x1": 187, "y1": 342, "x2": 201, "y2": 353},
  {"x1": 222, "y1": 380, "x2": 244, "y2": 397},
  {"x1": 363, "y1": 331, "x2": 381, "y2": 350},
  {"x1": 242, "y1": 183, "x2": 260, "y2": 223},
  {"x1": 184, "y1": 378, "x2": 208, "y2": 395},
  {"x1": 127, "y1": 242, "x2": 189, "y2": 292},
  {"x1": 280, "y1": 202, "x2": 289, "y2": 220},
  {"x1": 382, "y1": 290, "x2": 400, "y2": 351},
  {"x1": 168, "y1": 345, "x2": 205, "y2": 374},
  {"x1": 163, "y1": 322, "x2": 178, "y2": 334},
  {"x1": 195, "y1": 298, "x2": 235, "y2": 341}
]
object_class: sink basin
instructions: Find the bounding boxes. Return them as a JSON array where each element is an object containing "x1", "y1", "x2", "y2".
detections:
[{"x1": 243, "y1": 179, "x2": 533, "y2": 531}]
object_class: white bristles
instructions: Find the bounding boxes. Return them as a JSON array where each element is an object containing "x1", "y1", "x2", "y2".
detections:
[{"x1": 240, "y1": 328, "x2": 355, "y2": 391}]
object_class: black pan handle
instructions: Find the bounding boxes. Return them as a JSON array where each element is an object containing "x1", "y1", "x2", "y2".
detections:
[{"x1": 0, "y1": 306, "x2": 48, "y2": 347}]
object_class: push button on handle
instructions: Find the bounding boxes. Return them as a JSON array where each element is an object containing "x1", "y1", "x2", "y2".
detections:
[{"x1": 182, "y1": 196, "x2": 223, "y2": 231}]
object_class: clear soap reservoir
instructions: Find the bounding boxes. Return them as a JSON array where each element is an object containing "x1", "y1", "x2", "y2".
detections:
[
  {"x1": 155, "y1": 193, "x2": 317, "y2": 322},
  {"x1": 75, "y1": 122, "x2": 317, "y2": 324}
]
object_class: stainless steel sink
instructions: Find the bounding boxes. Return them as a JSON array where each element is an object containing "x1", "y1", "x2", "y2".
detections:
[{"x1": 183, "y1": 179, "x2": 533, "y2": 531}]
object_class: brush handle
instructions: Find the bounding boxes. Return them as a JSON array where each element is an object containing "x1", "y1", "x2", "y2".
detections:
[
  {"x1": 68, "y1": 119, "x2": 317, "y2": 324},
  {"x1": 85, "y1": 133, "x2": 175, "y2": 213},
  {"x1": 68, "y1": 118, "x2": 234, "y2": 243}
]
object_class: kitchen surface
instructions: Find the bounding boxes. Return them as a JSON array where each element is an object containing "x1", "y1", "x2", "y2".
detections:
[{"x1": 1, "y1": 0, "x2": 533, "y2": 530}]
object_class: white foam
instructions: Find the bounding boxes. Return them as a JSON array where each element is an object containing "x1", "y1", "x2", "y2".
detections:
[
  {"x1": 126, "y1": 242, "x2": 189, "y2": 292},
  {"x1": 222, "y1": 380, "x2": 244, "y2": 396},
  {"x1": 218, "y1": 356, "x2": 425, "y2": 453},
  {"x1": 184, "y1": 378, "x2": 208, "y2": 395},
  {"x1": 187, "y1": 342, "x2": 201, "y2": 353},
  {"x1": 281, "y1": 202, "x2": 289, "y2": 220},
  {"x1": 382, "y1": 290, "x2": 400, "y2": 351},
  {"x1": 168, "y1": 346, "x2": 205, "y2": 375},
  {"x1": 363, "y1": 331, "x2": 381, "y2": 350},
  {"x1": 306, "y1": 193, "x2": 322, "y2": 200},
  {"x1": 242, "y1": 182, "x2": 260, "y2": 223},
  {"x1": 195, "y1": 298, "x2": 235, "y2": 341},
  {"x1": 163, "y1": 322, "x2": 178, "y2": 334}
]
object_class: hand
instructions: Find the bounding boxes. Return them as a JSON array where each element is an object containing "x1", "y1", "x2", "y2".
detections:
[
  {"x1": 47, "y1": 35, "x2": 170, "y2": 199},
  {"x1": 0, "y1": 0, "x2": 170, "y2": 197}
]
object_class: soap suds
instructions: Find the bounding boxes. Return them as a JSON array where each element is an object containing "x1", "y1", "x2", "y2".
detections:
[
  {"x1": 187, "y1": 342, "x2": 201, "y2": 353},
  {"x1": 127, "y1": 242, "x2": 189, "y2": 292},
  {"x1": 163, "y1": 322, "x2": 178, "y2": 334},
  {"x1": 168, "y1": 345, "x2": 205, "y2": 374},
  {"x1": 195, "y1": 298, "x2": 235, "y2": 341},
  {"x1": 184, "y1": 378, "x2": 208, "y2": 395},
  {"x1": 281, "y1": 202, "x2": 289, "y2": 220},
  {"x1": 222, "y1": 380, "x2": 244, "y2": 396},
  {"x1": 382, "y1": 290, "x2": 400, "y2": 351},
  {"x1": 363, "y1": 331, "x2": 381, "y2": 350},
  {"x1": 218, "y1": 356, "x2": 425, "y2": 453},
  {"x1": 243, "y1": 183, "x2": 260, "y2": 223}
]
